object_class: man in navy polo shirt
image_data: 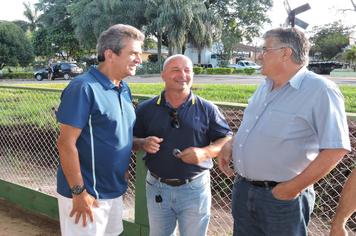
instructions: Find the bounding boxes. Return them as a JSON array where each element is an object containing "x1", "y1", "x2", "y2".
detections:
[
  {"x1": 133, "y1": 54, "x2": 232, "y2": 236},
  {"x1": 56, "y1": 24, "x2": 144, "y2": 236}
]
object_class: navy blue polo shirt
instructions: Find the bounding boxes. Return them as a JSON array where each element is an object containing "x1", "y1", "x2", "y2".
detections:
[
  {"x1": 56, "y1": 67, "x2": 135, "y2": 199},
  {"x1": 134, "y1": 91, "x2": 232, "y2": 179}
]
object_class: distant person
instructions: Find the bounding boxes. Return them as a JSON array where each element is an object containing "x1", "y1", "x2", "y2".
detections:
[
  {"x1": 330, "y1": 167, "x2": 356, "y2": 236},
  {"x1": 133, "y1": 54, "x2": 232, "y2": 236},
  {"x1": 56, "y1": 24, "x2": 144, "y2": 236},
  {"x1": 47, "y1": 58, "x2": 54, "y2": 80},
  {"x1": 218, "y1": 27, "x2": 351, "y2": 236}
]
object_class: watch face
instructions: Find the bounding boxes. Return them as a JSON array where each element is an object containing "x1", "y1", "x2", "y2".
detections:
[{"x1": 71, "y1": 185, "x2": 85, "y2": 195}]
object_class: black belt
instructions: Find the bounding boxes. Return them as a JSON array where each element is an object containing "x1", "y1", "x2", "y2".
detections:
[
  {"x1": 150, "y1": 172, "x2": 194, "y2": 187},
  {"x1": 243, "y1": 177, "x2": 280, "y2": 188}
]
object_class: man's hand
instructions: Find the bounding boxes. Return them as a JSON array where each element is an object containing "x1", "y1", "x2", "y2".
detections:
[
  {"x1": 271, "y1": 181, "x2": 300, "y2": 201},
  {"x1": 178, "y1": 147, "x2": 210, "y2": 164},
  {"x1": 217, "y1": 140, "x2": 234, "y2": 177},
  {"x1": 141, "y1": 136, "x2": 163, "y2": 153},
  {"x1": 70, "y1": 191, "x2": 99, "y2": 227}
]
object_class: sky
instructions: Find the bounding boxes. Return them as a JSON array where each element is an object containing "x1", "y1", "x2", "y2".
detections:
[
  {"x1": 0, "y1": 0, "x2": 355, "y2": 35},
  {"x1": 265, "y1": 0, "x2": 355, "y2": 31}
]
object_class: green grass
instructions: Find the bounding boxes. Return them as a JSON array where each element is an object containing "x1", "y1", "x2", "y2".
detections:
[{"x1": 3, "y1": 83, "x2": 356, "y2": 113}]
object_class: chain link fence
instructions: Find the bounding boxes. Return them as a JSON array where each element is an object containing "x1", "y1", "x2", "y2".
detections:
[{"x1": 0, "y1": 86, "x2": 355, "y2": 235}]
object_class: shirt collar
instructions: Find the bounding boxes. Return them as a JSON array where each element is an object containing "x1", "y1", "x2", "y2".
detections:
[
  {"x1": 265, "y1": 66, "x2": 307, "y2": 90},
  {"x1": 88, "y1": 66, "x2": 122, "y2": 90},
  {"x1": 288, "y1": 66, "x2": 307, "y2": 89},
  {"x1": 156, "y1": 90, "x2": 195, "y2": 108}
]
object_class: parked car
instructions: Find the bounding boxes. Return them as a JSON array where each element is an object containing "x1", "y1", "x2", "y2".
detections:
[
  {"x1": 307, "y1": 61, "x2": 343, "y2": 74},
  {"x1": 34, "y1": 62, "x2": 83, "y2": 81},
  {"x1": 227, "y1": 60, "x2": 261, "y2": 70}
]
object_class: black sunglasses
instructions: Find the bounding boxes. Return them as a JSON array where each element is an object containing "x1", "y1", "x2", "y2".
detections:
[{"x1": 169, "y1": 109, "x2": 180, "y2": 128}]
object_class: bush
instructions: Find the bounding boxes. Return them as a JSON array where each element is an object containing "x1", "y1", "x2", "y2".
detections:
[
  {"x1": 136, "y1": 61, "x2": 161, "y2": 75},
  {"x1": 2, "y1": 71, "x2": 33, "y2": 79},
  {"x1": 206, "y1": 68, "x2": 234, "y2": 75},
  {"x1": 233, "y1": 69, "x2": 245, "y2": 74},
  {"x1": 193, "y1": 67, "x2": 205, "y2": 74},
  {"x1": 243, "y1": 68, "x2": 256, "y2": 75}
]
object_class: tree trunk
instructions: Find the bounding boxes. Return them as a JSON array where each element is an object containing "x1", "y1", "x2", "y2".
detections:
[
  {"x1": 198, "y1": 48, "x2": 202, "y2": 64},
  {"x1": 157, "y1": 32, "x2": 162, "y2": 70}
]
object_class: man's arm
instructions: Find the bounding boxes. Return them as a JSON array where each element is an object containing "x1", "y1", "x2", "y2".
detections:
[
  {"x1": 57, "y1": 123, "x2": 98, "y2": 226},
  {"x1": 272, "y1": 149, "x2": 348, "y2": 200},
  {"x1": 179, "y1": 136, "x2": 232, "y2": 164},
  {"x1": 330, "y1": 168, "x2": 356, "y2": 236},
  {"x1": 217, "y1": 139, "x2": 235, "y2": 177}
]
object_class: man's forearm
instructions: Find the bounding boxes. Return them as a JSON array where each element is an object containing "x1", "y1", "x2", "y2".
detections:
[
  {"x1": 203, "y1": 136, "x2": 232, "y2": 159},
  {"x1": 58, "y1": 139, "x2": 84, "y2": 188},
  {"x1": 286, "y1": 149, "x2": 348, "y2": 195},
  {"x1": 132, "y1": 137, "x2": 144, "y2": 151}
]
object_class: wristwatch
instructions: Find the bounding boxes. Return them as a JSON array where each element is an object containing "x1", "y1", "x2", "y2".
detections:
[{"x1": 70, "y1": 185, "x2": 85, "y2": 195}]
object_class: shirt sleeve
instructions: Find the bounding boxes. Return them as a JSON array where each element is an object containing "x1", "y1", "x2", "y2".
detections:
[
  {"x1": 207, "y1": 103, "x2": 233, "y2": 142},
  {"x1": 56, "y1": 80, "x2": 91, "y2": 129},
  {"x1": 313, "y1": 85, "x2": 351, "y2": 151},
  {"x1": 133, "y1": 102, "x2": 146, "y2": 138}
]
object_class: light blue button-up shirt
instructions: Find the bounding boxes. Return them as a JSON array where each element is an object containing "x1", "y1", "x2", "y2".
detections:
[{"x1": 232, "y1": 67, "x2": 351, "y2": 182}]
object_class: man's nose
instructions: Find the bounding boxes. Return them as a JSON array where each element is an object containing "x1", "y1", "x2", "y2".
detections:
[{"x1": 135, "y1": 54, "x2": 142, "y2": 64}]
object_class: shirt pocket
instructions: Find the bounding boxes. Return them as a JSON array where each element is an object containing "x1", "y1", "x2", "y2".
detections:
[{"x1": 261, "y1": 110, "x2": 313, "y2": 139}]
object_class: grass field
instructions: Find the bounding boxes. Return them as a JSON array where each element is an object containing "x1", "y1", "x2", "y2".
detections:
[{"x1": 7, "y1": 83, "x2": 356, "y2": 113}]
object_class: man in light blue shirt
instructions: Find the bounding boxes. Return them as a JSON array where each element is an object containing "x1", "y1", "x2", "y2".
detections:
[{"x1": 218, "y1": 27, "x2": 351, "y2": 236}]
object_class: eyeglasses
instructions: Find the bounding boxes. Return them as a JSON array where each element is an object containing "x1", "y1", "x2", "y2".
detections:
[
  {"x1": 261, "y1": 46, "x2": 286, "y2": 55},
  {"x1": 169, "y1": 109, "x2": 180, "y2": 128}
]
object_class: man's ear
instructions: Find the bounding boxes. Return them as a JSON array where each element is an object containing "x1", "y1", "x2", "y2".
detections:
[
  {"x1": 104, "y1": 49, "x2": 113, "y2": 63},
  {"x1": 283, "y1": 47, "x2": 293, "y2": 61}
]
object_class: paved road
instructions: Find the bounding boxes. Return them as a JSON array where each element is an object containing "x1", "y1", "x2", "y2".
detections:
[{"x1": 1, "y1": 74, "x2": 356, "y2": 86}]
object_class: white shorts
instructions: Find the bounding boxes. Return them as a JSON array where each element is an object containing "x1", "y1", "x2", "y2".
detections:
[{"x1": 57, "y1": 194, "x2": 124, "y2": 236}]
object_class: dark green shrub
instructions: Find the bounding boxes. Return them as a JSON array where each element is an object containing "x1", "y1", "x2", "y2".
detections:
[
  {"x1": 206, "y1": 68, "x2": 234, "y2": 75},
  {"x1": 233, "y1": 69, "x2": 245, "y2": 74},
  {"x1": 136, "y1": 61, "x2": 161, "y2": 75},
  {"x1": 244, "y1": 68, "x2": 256, "y2": 75},
  {"x1": 2, "y1": 72, "x2": 33, "y2": 79},
  {"x1": 193, "y1": 67, "x2": 205, "y2": 74}
]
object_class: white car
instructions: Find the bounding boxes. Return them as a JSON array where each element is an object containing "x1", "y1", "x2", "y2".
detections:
[{"x1": 227, "y1": 60, "x2": 261, "y2": 70}]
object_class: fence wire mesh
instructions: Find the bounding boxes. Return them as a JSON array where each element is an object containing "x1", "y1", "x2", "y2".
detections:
[{"x1": 0, "y1": 86, "x2": 355, "y2": 235}]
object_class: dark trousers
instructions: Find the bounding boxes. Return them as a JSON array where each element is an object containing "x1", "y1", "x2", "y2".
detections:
[{"x1": 232, "y1": 177, "x2": 315, "y2": 236}]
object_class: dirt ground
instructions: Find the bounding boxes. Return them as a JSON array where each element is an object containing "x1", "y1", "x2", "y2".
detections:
[{"x1": 0, "y1": 198, "x2": 60, "y2": 236}]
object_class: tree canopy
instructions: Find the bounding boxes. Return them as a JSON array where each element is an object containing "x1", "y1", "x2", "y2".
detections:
[
  {"x1": 310, "y1": 22, "x2": 351, "y2": 60},
  {"x1": 65, "y1": 0, "x2": 272, "y2": 57},
  {"x1": 33, "y1": 0, "x2": 81, "y2": 60},
  {"x1": 0, "y1": 21, "x2": 34, "y2": 69}
]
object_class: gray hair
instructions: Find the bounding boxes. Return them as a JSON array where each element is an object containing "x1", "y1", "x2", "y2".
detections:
[
  {"x1": 263, "y1": 27, "x2": 310, "y2": 65},
  {"x1": 162, "y1": 54, "x2": 193, "y2": 70},
  {"x1": 97, "y1": 24, "x2": 145, "y2": 62}
]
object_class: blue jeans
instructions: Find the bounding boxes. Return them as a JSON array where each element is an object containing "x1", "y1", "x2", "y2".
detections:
[
  {"x1": 146, "y1": 170, "x2": 211, "y2": 236},
  {"x1": 232, "y1": 177, "x2": 315, "y2": 236}
]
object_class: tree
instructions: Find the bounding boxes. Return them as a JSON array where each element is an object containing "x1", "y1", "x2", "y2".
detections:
[
  {"x1": 0, "y1": 21, "x2": 34, "y2": 69},
  {"x1": 144, "y1": 0, "x2": 222, "y2": 63},
  {"x1": 34, "y1": 0, "x2": 82, "y2": 60},
  {"x1": 68, "y1": 0, "x2": 147, "y2": 50},
  {"x1": 310, "y1": 22, "x2": 351, "y2": 60},
  {"x1": 344, "y1": 45, "x2": 356, "y2": 71},
  {"x1": 23, "y1": 1, "x2": 39, "y2": 32},
  {"x1": 206, "y1": 0, "x2": 272, "y2": 59}
]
